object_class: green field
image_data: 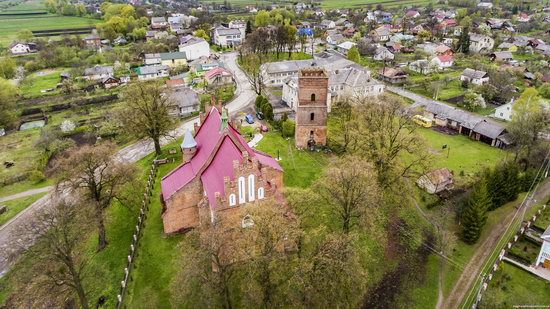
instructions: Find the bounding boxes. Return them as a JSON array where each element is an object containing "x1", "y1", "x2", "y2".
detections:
[
  {"x1": 0, "y1": 15, "x2": 100, "y2": 46},
  {"x1": 0, "y1": 192, "x2": 47, "y2": 226},
  {"x1": 20, "y1": 69, "x2": 66, "y2": 98}
]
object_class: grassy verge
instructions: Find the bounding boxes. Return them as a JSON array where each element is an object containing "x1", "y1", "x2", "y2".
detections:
[
  {"x1": 0, "y1": 179, "x2": 53, "y2": 198},
  {"x1": 19, "y1": 69, "x2": 66, "y2": 99},
  {"x1": 0, "y1": 192, "x2": 48, "y2": 226}
]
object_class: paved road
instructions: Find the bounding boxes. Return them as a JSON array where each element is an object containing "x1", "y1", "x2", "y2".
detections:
[
  {"x1": 441, "y1": 180, "x2": 550, "y2": 309},
  {"x1": 0, "y1": 186, "x2": 53, "y2": 203},
  {"x1": 0, "y1": 51, "x2": 255, "y2": 277}
]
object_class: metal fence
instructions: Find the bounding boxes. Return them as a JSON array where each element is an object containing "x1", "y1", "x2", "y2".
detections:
[{"x1": 115, "y1": 163, "x2": 158, "y2": 309}]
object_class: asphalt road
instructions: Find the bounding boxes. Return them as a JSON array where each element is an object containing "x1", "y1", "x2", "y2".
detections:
[{"x1": 0, "y1": 51, "x2": 255, "y2": 277}]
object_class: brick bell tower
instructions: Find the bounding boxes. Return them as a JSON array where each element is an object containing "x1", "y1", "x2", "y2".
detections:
[{"x1": 295, "y1": 67, "x2": 329, "y2": 149}]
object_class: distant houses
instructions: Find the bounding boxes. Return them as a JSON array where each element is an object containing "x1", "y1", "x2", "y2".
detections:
[
  {"x1": 83, "y1": 33, "x2": 101, "y2": 50},
  {"x1": 469, "y1": 34, "x2": 494, "y2": 53},
  {"x1": 144, "y1": 52, "x2": 187, "y2": 68},
  {"x1": 8, "y1": 42, "x2": 35, "y2": 55},
  {"x1": 83, "y1": 65, "x2": 114, "y2": 81},
  {"x1": 136, "y1": 64, "x2": 170, "y2": 80},
  {"x1": 378, "y1": 67, "x2": 408, "y2": 84},
  {"x1": 213, "y1": 26, "x2": 243, "y2": 47}
]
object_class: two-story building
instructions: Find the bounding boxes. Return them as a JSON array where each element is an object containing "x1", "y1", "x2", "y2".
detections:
[{"x1": 178, "y1": 35, "x2": 210, "y2": 60}]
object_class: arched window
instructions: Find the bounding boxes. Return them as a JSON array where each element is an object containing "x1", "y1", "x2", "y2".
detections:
[
  {"x1": 229, "y1": 194, "x2": 236, "y2": 206},
  {"x1": 248, "y1": 174, "x2": 255, "y2": 202},
  {"x1": 242, "y1": 214, "x2": 254, "y2": 228},
  {"x1": 238, "y1": 176, "x2": 246, "y2": 204},
  {"x1": 311, "y1": 93, "x2": 316, "y2": 101},
  {"x1": 310, "y1": 112, "x2": 315, "y2": 121},
  {"x1": 258, "y1": 187, "x2": 265, "y2": 199}
]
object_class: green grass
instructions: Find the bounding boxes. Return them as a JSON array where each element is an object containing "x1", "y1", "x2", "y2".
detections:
[
  {"x1": 534, "y1": 206, "x2": 550, "y2": 231},
  {"x1": 0, "y1": 15, "x2": 100, "y2": 47},
  {"x1": 408, "y1": 255, "x2": 440, "y2": 309},
  {"x1": 0, "y1": 192, "x2": 47, "y2": 226},
  {"x1": 19, "y1": 69, "x2": 65, "y2": 99},
  {"x1": 507, "y1": 237, "x2": 541, "y2": 265},
  {"x1": 416, "y1": 127, "x2": 505, "y2": 186},
  {"x1": 480, "y1": 262, "x2": 550, "y2": 307},
  {"x1": 0, "y1": 178, "x2": 52, "y2": 198},
  {"x1": 0, "y1": 128, "x2": 44, "y2": 183}
]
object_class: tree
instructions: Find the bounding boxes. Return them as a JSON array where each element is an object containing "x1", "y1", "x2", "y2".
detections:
[
  {"x1": 14, "y1": 199, "x2": 92, "y2": 309},
  {"x1": 238, "y1": 203, "x2": 302, "y2": 308},
  {"x1": 327, "y1": 99, "x2": 359, "y2": 153},
  {"x1": 171, "y1": 217, "x2": 240, "y2": 309},
  {"x1": 347, "y1": 46, "x2": 360, "y2": 63},
  {"x1": 314, "y1": 156, "x2": 380, "y2": 234},
  {"x1": 293, "y1": 233, "x2": 366, "y2": 308},
  {"x1": 16, "y1": 29, "x2": 34, "y2": 41},
  {"x1": 457, "y1": 26, "x2": 470, "y2": 54},
  {"x1": 246, "y1": 20, "x2": 252, "y2": 34},
  {"x1": 285, "y1": 25, "x2": 297, "y2": 58},
  {"x1": 281, "y1": 119, "x2": 295, "y2": 138},
  {"x1": 118, "y1": 80, "x2": 177, "y2": 155},
  {"x1": 508, "y1": 88, "x2": 550, "y2": 160},
  {"x1": 53, "y1": 143, "x2": 136, "y2": 251},
  {"x1": 460, "y1": 179, "x2": 491, "y2": 244},
  {"x1": 241, "y1": 53, "x2": 265, "y2": 95},
  {"x1": 255, "y1": 10, "x2": 271, "y2": 27},
  {"x1": 0, "y1": 78, "x2": 17, "y2": 129},
  {"x1": 193, "y1": 29, "x2": 210, "y2": 42},
  {"x1": 0, "y1": 57, "x2": 16, "y2": 79},
  {"x1": 460, "y1": 90, "x2": 486, "y2": 111}
]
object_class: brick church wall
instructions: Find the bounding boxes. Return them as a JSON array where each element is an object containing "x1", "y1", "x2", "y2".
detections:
[{"x1": 162, "y1": 177, "x2": 203, "y2": 233}]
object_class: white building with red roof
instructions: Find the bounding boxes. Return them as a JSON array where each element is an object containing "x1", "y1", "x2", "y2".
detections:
[
  {"x1": 431, "y1": 55, "x2": 454, "y2": 70},
  {"x1": 160, "y1": 103, "x2": 284, "y2": 233}
]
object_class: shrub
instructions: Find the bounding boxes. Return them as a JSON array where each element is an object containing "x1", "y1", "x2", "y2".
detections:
[
  {"x1": 28, "y1": 169, "x2": 45, "y2": 183},
  {"x1": 281, "y1": 120, "x2": 295, "y2": 138}
]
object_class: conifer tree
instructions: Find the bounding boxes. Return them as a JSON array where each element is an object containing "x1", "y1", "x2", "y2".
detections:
[{"x1": 461, "y1": 180, "x2": 491, "y2": 244}]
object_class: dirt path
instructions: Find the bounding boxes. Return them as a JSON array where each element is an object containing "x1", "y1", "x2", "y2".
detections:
[
  {"x1": 441, "y1": 180, "x2": 550, "y2": 309},
  {"x1": 0, "y1": 186, "x2": 54, "y2": 203}
]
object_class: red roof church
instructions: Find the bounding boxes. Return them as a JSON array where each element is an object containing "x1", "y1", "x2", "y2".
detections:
[{"x1": 160, "y1": 102, "x2": 284, "y2": 233}]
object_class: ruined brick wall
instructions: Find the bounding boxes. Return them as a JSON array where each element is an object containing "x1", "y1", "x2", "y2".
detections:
[{"x1": 295, "y1": 68, "x2": 329, "y2": 148}]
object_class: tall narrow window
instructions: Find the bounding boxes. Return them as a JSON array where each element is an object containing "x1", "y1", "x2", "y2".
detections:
[
  {"x1": 248, "y1": 174, "x2": 255, "y2": 202},
  {"x1": 258, "y1": 187, "x2": 265, "y2": 199},
  {"x1": 311, "y1": 93, "x2": 316, "y2": 101},
  {"x1": 229, "y1": 194, "x2": 236, "y2": 206},
  {"x1": 310, "y1": 113, "x2": 315, "y2": 121},
  {"x1": 238, "y1": 176, "x2": 246, "y2": 204}
]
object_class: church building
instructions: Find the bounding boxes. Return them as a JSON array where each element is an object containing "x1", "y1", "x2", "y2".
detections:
[
  {"x1": 160, "y1": 103, "x2": 284, "y2": 234},
  {"x1": 294, "y1": 67, "x2": 329, "y2": 149}
]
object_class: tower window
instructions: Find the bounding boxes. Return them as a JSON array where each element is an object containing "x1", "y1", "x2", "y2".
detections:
[
  {"x1": 311, "y1": 93, "x2": 315, "y2": 101},
  {"x1": 310, "y1": 113, "x2": 315, "y2": 121},
  {"x1": 238, "y1": 176, "x2": 246, "y2": 204},
  {"x1": 258, "y1": 187, "x2": 265, "y2": 199},
  {"x1": 248, "y1": 174, "x2": 255, "y2": 202},
  {"x1": 229, "y1": 194, "x2": 236, "y2": 206}
]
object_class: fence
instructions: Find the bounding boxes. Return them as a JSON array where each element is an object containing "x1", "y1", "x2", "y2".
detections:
[
  {"x1": 115, "y1": 162, "x2": 158, "y2": 309},
  {"x1": 470, "y1": 203, "x2": 548, "y2": 308}
]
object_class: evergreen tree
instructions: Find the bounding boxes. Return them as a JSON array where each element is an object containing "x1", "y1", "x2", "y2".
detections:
[
  {"x1": 461, "y1": 180, "x2": 491, "y2": 244},
  {"x1": 502, "y1": 162, "x2": 520, "y2": 203},
  {"x1": 457, "y1": 26, "x2": 470, "y2": 54},
  {"x1": 246, "y1": 20, "x2": 252, "y2": 34}
]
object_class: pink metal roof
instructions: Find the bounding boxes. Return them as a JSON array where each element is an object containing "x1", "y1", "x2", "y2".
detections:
[
  {"x1": 160, "y1": 107, "x2": 282, "y2": 208},
  {"x1": 204, "y1": 67, "x2": 229, "y2": 79}
]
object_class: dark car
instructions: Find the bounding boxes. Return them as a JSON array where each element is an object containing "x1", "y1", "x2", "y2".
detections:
[{"x1": 256, "y1": 111, "x2": 264, "y2": 120}]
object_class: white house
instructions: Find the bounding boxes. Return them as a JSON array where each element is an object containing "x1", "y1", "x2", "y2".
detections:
[
  {"x1": 536, "y1": 225, "x2": 550, "y2": 268},
  {"x1": 469, "y1": 34, "x2": 494, "y2": 53},
  {"x1": 373, "y1": 47, "x2": 394, "y2": 61},
  {"x1": 409, "y1": 59, "x2": 432, "y2": 75},
  {"x1": 320, "y1": 19, "x2": 336, "y2": 29},
  {"x1": 178, "y1": 35, "x2": 210, "y2": 60},
  {"x1": 151, "y1": 16, "x2": 168, "y2": 29},
  {"x1": 417, "y1": 168, "x2": 454, "y2": 194},
  {"x1": 431, "y1": 55, "x2": 454, "y2": 70},
  {"x1": 371, "y1": 26, "x2": 391, "y2": 42},
  {"x1": 213, "y1": 27, "x2": 243, "y2": 47},
  {"x1": 460, "y1": 68, "x2": 489, "y2": 85},
  {"x1": 494, "y1": 100, "x2": 514, "y2": 121},
  {"x1": 9, "y1": 42, "x2": 31, "y2": 55},
  {"x1": 136, "y1": 64, "x2": 169, "y2": 80},
  {"x1": 477, "y1": 2, "x2": 493, "y2": 9},
  {"x1": 229, "y1": 20, "x2": 246, "y2": 39},
  {"x1": 326, "y1": 33, "x2": 345, "y2": 45},
  {"x1": 336, "y1": 41, "x2": 356, "y2": 55}
]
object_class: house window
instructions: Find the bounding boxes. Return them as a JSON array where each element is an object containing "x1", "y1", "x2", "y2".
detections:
[
  {"x1": 311, "y1": 93, "x2": 316, "y2": 101},
  {"x1": 258, "y1": 187, "x2": 265, "y2": 199},
  {"x1": 500, "y1": 113, "x2": 503, "y2": 116},
  {"x1": 229, "y1": 194, "x2": 236, "y2": 206},
  {"x1": 238, "y1": 176, "x2": 246, "y2": 204},
  {"x1": 310, "y1": 113, "x2": 315, "y2": 121},
  {"x1": 248, "y1": 174, "x2": 255, "y2": 202},
  {"x1": 242, "y1": 214, "x2": 254, "y2": 228}
]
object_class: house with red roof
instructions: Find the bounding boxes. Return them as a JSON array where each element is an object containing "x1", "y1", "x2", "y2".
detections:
[
  {"x1": 204, "y1": 67, "x2": 233, "y2": 86},
  {"x1": 160, "y1": 102, "x2": 284, "y2": 233},
  {"x1": 431, "y1": 55, "x2": 454, "y2": 70}
]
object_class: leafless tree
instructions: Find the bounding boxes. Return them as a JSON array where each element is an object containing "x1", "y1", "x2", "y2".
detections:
[
  {"x1": 53, "y1": 142, "x2": 137, "y2": 251},
  {"x1": 241, "y1": 53, "x2": 265, "y2": 95}
]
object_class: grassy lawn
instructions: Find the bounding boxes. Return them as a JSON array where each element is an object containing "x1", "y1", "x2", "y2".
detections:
[
  {"x1": 0, "y1": 192, "x2": 48, "y2": 226},
  {"x1": 0, "y1": 15, "x2": 100, "y2": 47},
  {"x1": 480, "y1": 262, "x2": 550, "y2": 307},
  {"x1": 507, "y1": 237, "x2": 541, "y2": 266},
  {"x1": 416, "y1": 127, "x2": 505, "y2": 186},
  {"x1": 19, "y1": 69, "x2": 66, "y2": 99},
  {"x1": 533, "y1": 206, "x2": 550, "y2": 231},
  {"x1": 0, "y1": 128, "x2": 44, "y2": 184}
]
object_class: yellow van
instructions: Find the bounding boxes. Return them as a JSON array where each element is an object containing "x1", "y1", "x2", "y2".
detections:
[{"x1": 412, "y1": 115, "x2": 433, "y2": 128}]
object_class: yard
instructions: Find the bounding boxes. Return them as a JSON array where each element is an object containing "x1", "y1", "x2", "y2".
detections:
[
  {"x1": 507, "y1": 236, "x2": 542, "y2": 266},
  {"x1": 19, "y1": 69, "x2": 67, "y2": 99},
  {"x1": 480, "y1": 262, "x2": 550, "y2": 307}
]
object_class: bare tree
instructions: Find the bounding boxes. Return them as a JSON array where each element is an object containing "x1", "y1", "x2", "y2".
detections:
[
  {"x1": 12, "y1": 198, "x2": 92, "y2": 309},
  {"x1": 118, "y1": 80, "x2": 177, "y2": 155},
  {"x1": 241, "y1": 53, "x2": 265, "y2": 95},
  {"x1": 238, "y1": 203, "x2": 302, "y2": 308},
  {"x1": 54, "y1": 143, "x2": 136, "y2": 251},
  {"x1": 314, "y1": 156, "x2": 380, "y2": 234}
]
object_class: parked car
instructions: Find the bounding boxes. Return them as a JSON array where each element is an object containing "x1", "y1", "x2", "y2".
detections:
[
  {"x1": 260, "y1": 125, "x2": 268, "y2": 132},
  {"x1": 245, "y1": 114, "x2": 254, "y2": 124},
  {"x1": 256, "y1": 111, "x2": 264, "y2": 120}
]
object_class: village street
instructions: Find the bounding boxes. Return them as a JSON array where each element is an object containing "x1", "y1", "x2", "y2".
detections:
[{"x1": 0, "y1": 51, "x2": 255, "y2": 277}]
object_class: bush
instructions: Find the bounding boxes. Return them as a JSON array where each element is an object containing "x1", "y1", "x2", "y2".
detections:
[
  {"x1": 28, "y1": 169, "x2": 45, "y2": 183},
  {"x1": 281, "y1": 120, "x2": 295, "y2": 138},
  {"x1": 261, "y1": 103, "x2": 274, "y2": 121}
]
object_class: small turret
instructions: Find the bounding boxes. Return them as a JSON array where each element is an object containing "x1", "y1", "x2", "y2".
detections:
[
  {"x1": 220, "y1": 107, "x2": 229, "y2": 132},
  {"x1": 181, "y1": 129, "x2": 197, "y2": 163}
]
